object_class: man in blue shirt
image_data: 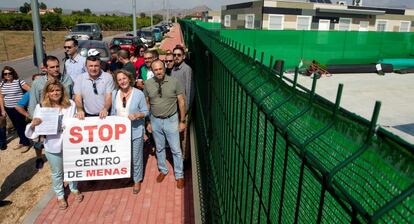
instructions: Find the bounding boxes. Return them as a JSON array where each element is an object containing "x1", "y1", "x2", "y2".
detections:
[{"x1": 63, "y1": 38, "x2": 86, "y2": 81}]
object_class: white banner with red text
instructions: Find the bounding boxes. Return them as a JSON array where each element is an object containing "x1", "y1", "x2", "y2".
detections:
[{"x1": 63, "y1": 116, "x2": 131, "y2": 181}]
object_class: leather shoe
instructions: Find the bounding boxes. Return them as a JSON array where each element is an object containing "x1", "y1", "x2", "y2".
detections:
[
  {"x1": 176, "y1": 178, "x2": 185, "y2": 189},
  {"x1": 156, "y1": 173, "x2": 167, "y2": 183},
  {"x1": 133, "y1": 182, "x2": 141, "y2": 194}
]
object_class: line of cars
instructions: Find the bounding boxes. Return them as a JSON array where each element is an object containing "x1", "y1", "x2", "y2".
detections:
[{"x1": 66, "y1": 22, "x2": 173, "y2": 65}]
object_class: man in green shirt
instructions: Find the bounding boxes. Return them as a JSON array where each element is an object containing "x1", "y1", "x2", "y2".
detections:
[
  {"x1": 144, "y1": 59, "x2": 186, "y2": 189},
  {"x1": 118, "y1": 49, "x2": 136, "y2": 83}
]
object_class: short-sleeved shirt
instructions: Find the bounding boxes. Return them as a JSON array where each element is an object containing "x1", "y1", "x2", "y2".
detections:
[
  {"x1": 0, "y1": 79, "x2": 26, "y2": 108},
  {"x1": 64, "y1": 54, "x2": 86, "y2": 81},
  {"x1": 122, "y1": 61, "x2": 136, "y2": 81},
  {"x1": 74, "y1": 71, "x2": 115, "y2": 115},
  {"x1": 143, "y1": 75, "x2": 184, "y2": 117},
  {"x1": 17, "y1": 92, "x2": 30, "y2": 108}
]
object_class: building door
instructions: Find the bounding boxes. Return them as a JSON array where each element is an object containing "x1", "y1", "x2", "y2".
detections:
[{"x1": 318, "y1": 19, "x2": 330, "y2": 31}]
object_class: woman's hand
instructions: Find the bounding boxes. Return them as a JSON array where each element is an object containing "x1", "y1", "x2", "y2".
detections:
[{"x1": 30, "y1": 118, "x2": 42, "y2": 130}]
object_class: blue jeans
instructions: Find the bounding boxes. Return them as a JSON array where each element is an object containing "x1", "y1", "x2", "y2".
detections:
[
  {"x1": 132, "y1": 136, "x2": 144, "y2": 183},
  {"x1": 5, "y1": 107, "x2": 31, "y2": 146},
  {"x1": 45, "y1": 151, "x2": 78, "y2": 199},
  {"x1": 0, "y1": 127, "x2": 6, "y2": 148},
  {"x1": 150, "y1": 114, "x2": 184, "y2": 179}
]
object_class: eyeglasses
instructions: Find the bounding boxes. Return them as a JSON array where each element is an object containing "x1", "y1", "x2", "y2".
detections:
[
  {"x1": 165, "y1": 60, "x2": 173, "y2": 63},
  {"x1": 92, "y1": 81, "x2": 98, "y2": 95},
  {"x1": 158, "y1": 82, "x2": 162, "y2": 98},
  {"x1": 122, "y1": 97, "x2": 126, "y2": 108},
  {"x1": 173, "y1": 53, "x2": 182, "y2": 57},
  {"x1": 63, "y1": 46, "x2": 73, "y2": 49},
  {"x1": 3, "y1": 72, "x2": 12, "y2": 75}
]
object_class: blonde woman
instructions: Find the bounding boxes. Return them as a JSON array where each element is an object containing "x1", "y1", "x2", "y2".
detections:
[{"x1": 25, "y1": 80, "x2": 83, "y2": 210}]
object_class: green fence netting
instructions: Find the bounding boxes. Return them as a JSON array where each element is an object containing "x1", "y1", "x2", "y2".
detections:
[
  {"x1": 181, "y1": 20, "x2": 414, "y2": 224},
  {"x1": 217, "y1": 27, "x2": 414, "y2": 70}
]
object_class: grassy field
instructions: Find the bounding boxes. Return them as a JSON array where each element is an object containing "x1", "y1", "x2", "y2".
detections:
[{"x1": 0, "y1": 30, "x2": 124, "y2": 62}]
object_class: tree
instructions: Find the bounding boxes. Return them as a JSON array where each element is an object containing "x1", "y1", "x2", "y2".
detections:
[
  {"x1": 53, "y1": 7, "x2": 63, "y2": 14},
  {"x1": 83, "y1": 8, "x2": 92, "y2": 15},
  {"x1": 153, "y1": 14, "x2": 163, "y2": 22},
  {"x1": 19, "y1": 2, "x2": 31, "y2": 14},
  {"x1": 139, "y1": 12, "x2": 146, "y2": 18},
  {"x1": 39, "y1": 2, "x2": 47, "y2": 10}
]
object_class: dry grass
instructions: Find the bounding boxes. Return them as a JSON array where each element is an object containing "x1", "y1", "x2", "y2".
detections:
[{"x1": 0, "y1": 31, "x2": 124, "y2": 62}]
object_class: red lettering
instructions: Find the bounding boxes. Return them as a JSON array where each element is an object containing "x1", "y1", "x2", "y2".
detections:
[
  {"x1": 97, "y1": 169, "x2": 103, "y2": 176},
  {"x1": 86, "y1": 170, "x2": 95, "y2": 177},
  {"x1": 99, "y1": 124, "x2": 113, "y2": 141},
  {"x1": 121, "y1": 167, "x2": 127, "y2": 174},
  {"x1": 115, "y1": 124, "x2": 127, "y2": 140},
  {"x1": 84, "y1": 125, "x2": 98, "y2": 142},
  {"x1": 69, "y1": 126, "x2": 83, "y2": 143}
]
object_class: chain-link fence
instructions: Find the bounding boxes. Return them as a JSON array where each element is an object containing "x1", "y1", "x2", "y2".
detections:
[{"x1": 182, "y1": 20, "x2": 414, "y2": 224}]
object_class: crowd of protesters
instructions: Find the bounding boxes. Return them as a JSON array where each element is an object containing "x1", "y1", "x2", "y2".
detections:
[{"x1": 0, "y1": 35, "x2": 194, "y2": 209}]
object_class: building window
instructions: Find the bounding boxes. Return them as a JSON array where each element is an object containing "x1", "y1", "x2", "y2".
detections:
[
  {"x1": 338, "y1": 18, "x2": 352, "y2": 31},
  {"x1": 297, "y1": 16, "x2": 312, "y2": 30},
  {"x1": 245, "y1": 14, "x2": 255, "y2": 29},
  {"x1": 224, "y1": 15, "x2": 231, "y2": 27},
  {"x1": 400, "y1": 21, "x2": 411, "y2": 32},
  {"x1": 376, "y1": 20, "x2": 388, "y2": 32},
  {"x1": 268, "y1": 15, "x2": 284, "y2": 30},
  {"x1": 318, "y1": 19, "x2": 330, "y2": 31},
  {"x1": 359, "y1": 21, "x2": 369, "y2": 31}
]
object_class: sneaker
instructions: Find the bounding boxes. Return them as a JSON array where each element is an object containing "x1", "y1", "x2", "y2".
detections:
[{"x1": 35, "y1": 158, "x2": 44, "y2": 169}]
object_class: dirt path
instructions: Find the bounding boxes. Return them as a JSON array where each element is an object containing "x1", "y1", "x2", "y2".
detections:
[{"x1": 0, "y1": 133, "x2": 51, "y2": 223}]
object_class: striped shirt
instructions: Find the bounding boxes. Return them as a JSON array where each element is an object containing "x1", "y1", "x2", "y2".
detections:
[{"x1": 1, "y1": 79, "x2": 26, "y2": 108}]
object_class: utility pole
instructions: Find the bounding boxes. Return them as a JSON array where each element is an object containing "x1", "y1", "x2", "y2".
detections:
[
  {"x1": 31, "y1": 0, "x2": 43, "y2": 73},
  {"x1": 151, "y1": 9, "x2": 153, "y2": 27},
  {"x1": 132, "y1": 0, "x2": 137, "y2": 36}
]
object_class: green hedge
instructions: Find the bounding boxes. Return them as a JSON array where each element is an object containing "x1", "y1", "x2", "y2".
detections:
[{"x1": 0, "y1": 13, "x2": 161, "y2": 30}]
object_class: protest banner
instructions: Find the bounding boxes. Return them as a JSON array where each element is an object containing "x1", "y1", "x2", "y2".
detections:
[{"x1": 63, "y1": 116, "x2": 131, "y2": 181}]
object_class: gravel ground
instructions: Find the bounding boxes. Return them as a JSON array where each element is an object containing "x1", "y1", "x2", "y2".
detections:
[{"x1": 0, "y1": 131, "x2": 51, "y2": 223}]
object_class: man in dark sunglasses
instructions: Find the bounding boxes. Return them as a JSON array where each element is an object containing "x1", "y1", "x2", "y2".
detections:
[
  {"x1": 63, "y1": 38, "x2": 86, "y2": 81},
  {"x1": 73, "y1": 56, "x2": 115, "y2": 120},
  {"x1": 171, "y1": 45, "x2": 194, "y2": 162},
  {"x1": 164, "y1": 53, "x2": 175, "y2": 76}
]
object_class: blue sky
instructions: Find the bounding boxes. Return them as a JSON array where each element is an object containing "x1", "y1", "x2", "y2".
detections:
[{"x1": 0, "y1": 0, "x2": 413, "y2": 12}]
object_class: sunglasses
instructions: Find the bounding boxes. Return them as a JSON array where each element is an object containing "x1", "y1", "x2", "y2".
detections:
[
  {"x1": 173, "y1": 53, "x2": 182, "y2": 57},
  {"x1": 63, "y1": 46, "x2": 73, "y2": 49},
  {"x1": 92, "y1": 81, "x2": 98, "y2": 95},
  {"x1": 3, "y1": 72, "x2": 12, "y2": 75},
  {"x1": 144, "y1": 57, "x2": 153, "y2": 60},
  {"x1": 122, "y1": 97, "x2": 126, "y2": 108},
  {"x1": 165, "y1": 60, "x2": 173, "y2": 63},
  {"x1": 158, "y1": 82, "x2": 162, "y2": 98}
]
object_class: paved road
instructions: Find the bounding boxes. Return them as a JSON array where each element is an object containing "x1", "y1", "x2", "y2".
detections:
[{"x1": 0, "y1": 35, "x2": 118, "y2": 84}]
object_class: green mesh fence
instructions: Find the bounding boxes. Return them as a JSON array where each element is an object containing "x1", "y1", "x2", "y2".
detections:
[
  {"x1": 218, "y1": 29, "x2": 414, "y2": 70},
  {"x1": 182, "y1": 20, "x2": 414, "y2": 224}
]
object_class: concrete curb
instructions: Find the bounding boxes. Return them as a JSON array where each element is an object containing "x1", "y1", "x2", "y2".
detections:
[
  {"x1": 190, "y1": 122, "x2": 202, "y2": 224},
  {"x1": 22, "y1": 189, "x2": 54, "y2": 224}
]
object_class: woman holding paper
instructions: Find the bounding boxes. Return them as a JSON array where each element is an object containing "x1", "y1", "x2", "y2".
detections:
[
  {"x1": 25, "y1": 80, "x2": 83, "y2": 210},
  {"x1": 111, "y1": 69, "x2": 148, "y2": 194}
]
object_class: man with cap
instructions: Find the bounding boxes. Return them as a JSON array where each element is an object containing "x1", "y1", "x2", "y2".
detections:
[{"x1": 87, "y1": 48, "x2": 109, "y2": 72}]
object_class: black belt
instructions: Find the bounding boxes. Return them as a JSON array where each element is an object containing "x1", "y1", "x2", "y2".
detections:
[
  {"x1": 85, "y1": 112, "x2": 99, "y2": 117},
  {"x1": 152, "y1": 112, "x2": 176, "y2": 119}
]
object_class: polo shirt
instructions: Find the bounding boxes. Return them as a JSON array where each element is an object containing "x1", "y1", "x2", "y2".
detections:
[
  {"x1": 73, "y1": 71, "x2": 115, "y2": 115},
  {"x1": 143, "y1": 75, "x2": 184, "y2": 117}
]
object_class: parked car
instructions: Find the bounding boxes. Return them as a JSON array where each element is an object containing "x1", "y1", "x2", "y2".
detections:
[
  {"x1": 65, "y1": 23, "x2": 103, "y2": 40},
  {"x1": 155, "y1": 25, "x2": 167, "y2": 35},
  {"x1": 77, "y1": 40, "x2": 111, "y2": 63},
  {"x1": 137, "y1": 30, "x2": 155, "y2": 48},
  {"x1": 152, "y1": 28, "x2": 162, "y2": 42},
  {"x1": 110, "y1": 36, "x2": 144, "y2": 55}
]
